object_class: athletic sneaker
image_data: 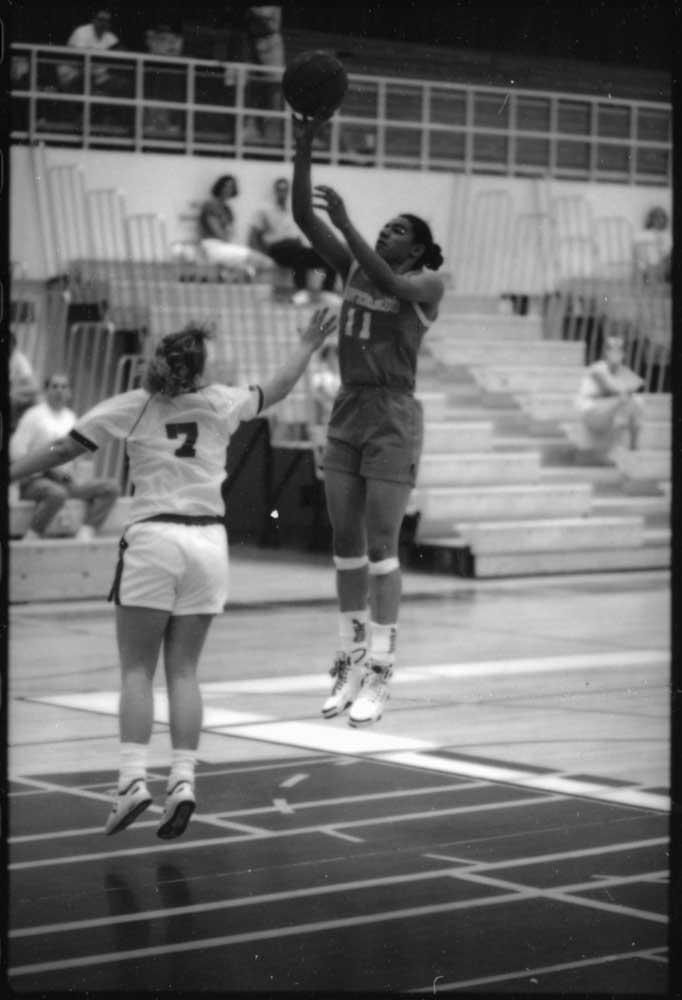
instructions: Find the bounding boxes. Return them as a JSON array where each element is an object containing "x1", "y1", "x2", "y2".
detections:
[
  {"x1": 348, "y1": 662, "x2": 393, "y2": 728},
  {"x1": 156, "y1": 781, "x2": 196, "y2": 840},
  {"x1": 321, "y1": 651, "x2": 365, "y2": 718},
  {"x1": 104, "y1": 778, "x2": 152, "y2": 835}
]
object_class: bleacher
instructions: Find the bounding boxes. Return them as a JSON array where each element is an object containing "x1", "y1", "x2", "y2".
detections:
[{"x1": 9, "y1": 32, "x2": 671, "y2": 597}]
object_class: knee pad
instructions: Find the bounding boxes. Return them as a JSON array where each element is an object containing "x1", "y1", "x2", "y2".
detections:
[
  {"x1": 368, "y1": 556, "x2": 400, "y2": 576},
  {"x1": 333, "y1": 554, "x2": 369, "y2": 571}
]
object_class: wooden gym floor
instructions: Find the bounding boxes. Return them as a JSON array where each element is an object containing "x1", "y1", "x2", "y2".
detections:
[{"x1": 7, "y1": 547, "x2": 673, "y2": 995}]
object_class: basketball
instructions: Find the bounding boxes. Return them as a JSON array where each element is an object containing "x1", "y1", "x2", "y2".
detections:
[{"x1": 282, "y1": 50, "x2": 348, "y2": 118}]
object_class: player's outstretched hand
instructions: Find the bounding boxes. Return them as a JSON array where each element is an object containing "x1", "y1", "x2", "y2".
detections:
[
  {"x1": 313, "y1": 185, "x2": 349, "y2": 229},
  {"x1": 301, "y1": 307, "x2": 337, "y2": 350}
]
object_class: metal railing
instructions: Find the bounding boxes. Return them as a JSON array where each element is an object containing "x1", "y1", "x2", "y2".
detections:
[{"x1": 10, "y1": 43, "x2": 671, "y2": 184}]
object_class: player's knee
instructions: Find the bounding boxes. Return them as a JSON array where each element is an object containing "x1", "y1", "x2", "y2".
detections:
[{"x1": 43, "y1": 482, "x2": 69, "y2": 506}]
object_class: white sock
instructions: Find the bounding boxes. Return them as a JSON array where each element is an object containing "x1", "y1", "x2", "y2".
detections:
[
  {"x1": 168, "y1": 748, "x2": 197, "y2": 791},
  {"x1": 118, "y1": 742, "x2": 148, "y2": 792},
  {"x1": 369, "y1": 622, "x2": 397, "y2": 671},
  {"x1": 339, "y1": 610, "x2": 368, "y2": 664}
]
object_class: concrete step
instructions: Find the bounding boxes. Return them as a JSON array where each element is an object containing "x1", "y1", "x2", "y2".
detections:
[
  {"x1": 613, "y1": 449, "x2": 671, "y2": 481},
  {"x1": 453, "y1": 515, "x2": 645, "y2": 555},
  {"x1": 519, "y1": 392, "x2": 671, "y2": 423},
  {"x1": 492, "y1": 435, "x2": 576, "y2": 463},
  {"x1": 472, "y1": 366, "x2": 585, "y2": 395},
  {"x1": 417, "y1": 450, "x2": 541, "y2": 487},
  {"x1": 439, "y1": 295, "x2": 507, "y2": 314},
  {"x1": 472, "y1": 543, "x2": 670, "y2": 578},
  {"x1": 10, "y1": 497, "x2": 134, "y2": 540},
  {"x1": 561, "y1": 419, "x2": 671, "y2": 451},
  {"x1": 10, "y1": 538, "x2": 118, "y2": 602},
  {"x1": 423, "y1": 421, "x2": 494, "y2": 453},
  {"x1": 415, "y1": 391, "x2": 449, "y2": 421},
  {"x1": 591, "y1": 495, "x2": 670, "y2": 526},
  {"x1": 433, "y1": 314, "x2": 543, "y2": 340},
  {"x1": 431, "y1": 340, "x2": 584, "y2": 367},
  {"x1": 414, "y1": 482, "x2": 593, "y2": 531}
]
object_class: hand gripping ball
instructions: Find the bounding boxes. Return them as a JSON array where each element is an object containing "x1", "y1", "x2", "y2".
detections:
[{"x1": 282, "y1": 49, "x2": 348, "y2": 117}]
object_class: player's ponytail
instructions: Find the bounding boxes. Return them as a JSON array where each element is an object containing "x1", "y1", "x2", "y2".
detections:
[
  {"x1": 401, "y1": 213, "x2": 444, "y2": 271},
  {"x1": 143, "y1": 325, "x2": 211, "y2": 397}
]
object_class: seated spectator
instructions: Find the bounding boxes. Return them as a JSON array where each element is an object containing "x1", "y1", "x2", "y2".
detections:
[
  {"x1": 633, "y1": 206, "x2": 672, "y2": 286},
  {"x1": 197, "y1": 174, "x2": 274, "y2": 279},
  {"x1": 574, "y1": 334, "x2": 645, "y2": 460},
  {"x1": 143, "y1": 23, "x2": 184, "y2": 136},
  {"x1": 10, "y1": 372, "x2": 120, "y2": 541},
  {"x1": 9, "y1": 332, "x2": 39, "y2": 432},
  {"x1": 249, "y1": 177, "x2": 338, "y2": 303},
  {"x1": 57, "y1": 8, "x2": 121, "y2": 93}
]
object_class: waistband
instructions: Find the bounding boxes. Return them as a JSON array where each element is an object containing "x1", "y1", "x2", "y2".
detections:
[{"x1": 138, "y1": 514, "x2": 225, "y2": 526}]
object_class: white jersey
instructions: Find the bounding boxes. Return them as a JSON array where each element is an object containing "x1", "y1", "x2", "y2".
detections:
[{"x1": 71, "y1": 385, "x2": 261, "y2": 522}]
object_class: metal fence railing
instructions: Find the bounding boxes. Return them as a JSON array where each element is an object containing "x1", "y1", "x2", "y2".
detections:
[{"x1": 11, "y1": 43, "x2": 671, "y2": 184}]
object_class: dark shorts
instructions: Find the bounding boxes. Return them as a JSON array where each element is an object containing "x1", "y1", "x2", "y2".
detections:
[{"x1": 323, "y1": 386, "x2": 423, "y2": 486}]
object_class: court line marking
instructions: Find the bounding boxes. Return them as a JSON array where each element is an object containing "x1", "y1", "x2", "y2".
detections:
[
  {"x1": 453, "y1": 869, "x2": 667, "y2": 924},
  {"x1": 408, "y1": 948, "x2": 669, "y2": 994},
  {"x1": 279, "y1": 773, "x2": 309, "y2": 788},
  {"x1": 12, "y1": 839, "x2": 668, "y2": 940},
  {"x1": 8, "y1": 781, "x2": 486, "y2": 843},
  {"x1": 379, "y1": 751, "x2": 670, "y2": 812},
  {"x1": 20, "y1": 649, "x2": 669, "y2": 813},
  {"x1": 423, "y1": 835, "x2": 669, "y2": 874},
  {"x1": 10, "y1": 793, "x2": 563, "y2": 870},
  {"x1": 6, "y1": 888, "x2": 554, "y2": 977}
]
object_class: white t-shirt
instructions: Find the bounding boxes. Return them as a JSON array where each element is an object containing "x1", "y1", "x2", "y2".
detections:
[
  {"x1": 251, "y1": 203, "x2": 302, "y2": 247},
  {"x1": 11, "y1": 401, "x2": 77, "y2": 474},
  {"x1": 68, "y1": 24, "x2": 119, "y2": 49},
  {"x1": 71, "y1": 385, "x2": 261, "y2": 521}
]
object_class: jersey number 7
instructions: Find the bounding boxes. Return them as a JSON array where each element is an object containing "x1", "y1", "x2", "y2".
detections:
[{"x1": 166, "y1": 422, "x2": 198, "y2": 457}]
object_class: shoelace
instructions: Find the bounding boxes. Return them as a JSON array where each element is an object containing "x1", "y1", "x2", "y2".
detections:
[
  {"x1": 329, "y1": 654, "x2": 350, "y2": 692},
  {"x1": 361, "y1": 667, "x2": 390, "y2": 701}
]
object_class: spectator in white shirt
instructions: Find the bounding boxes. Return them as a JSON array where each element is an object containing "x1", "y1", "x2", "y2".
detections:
[
  {"x1": 57, "y1": 8, "x2": 120, "y2": 93},
  {"x1": 249, "y1": 177, "x2": 338, "y2": 303},
  {"x1": 10, "y1": 372, "x2": 120, "y2": 540}
]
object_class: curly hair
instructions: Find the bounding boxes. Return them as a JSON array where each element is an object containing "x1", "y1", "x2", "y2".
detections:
[
  {"x1": 400, "y1": 213, "x2": 444, "y2": 271},
  {"x1": 142, "y1": 325, "x2": 211, "y2": 397}
]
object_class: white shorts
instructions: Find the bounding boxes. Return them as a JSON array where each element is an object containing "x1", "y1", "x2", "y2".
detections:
[{"x1": 113, "y1": 521, "x2": 229, "y2": 615}]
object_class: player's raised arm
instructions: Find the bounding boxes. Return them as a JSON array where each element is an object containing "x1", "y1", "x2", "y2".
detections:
[
  {"x1": 10, "y1": 434, "x2": 87, "y2": 483},
  {"x1": 292, "y1": 114, "x2": 352, "y2": 282},
  {"x1": 260, "y1": 306, "x2": 337, "y2": 411}
]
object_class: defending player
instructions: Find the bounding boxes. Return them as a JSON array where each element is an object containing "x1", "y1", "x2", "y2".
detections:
[
  {"x1": 10, "y1": 308, "x2": 336, "y2": 838},
  {"x1": 292, "y1": 113, "x2": 445, "y2": 727}
]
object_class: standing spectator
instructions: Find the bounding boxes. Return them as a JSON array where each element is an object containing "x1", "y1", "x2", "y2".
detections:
[
  {"x1": 633, "y1": 206, "x2": 672, "y2": 286},
  {"x1": 9, "y1": 332, "x2": 39, "y2": 432},
  {"x1": 9, "y1": 312, "x2": 336, "y2": 839},
  {"x1": 243, "y1": 5, "x2": 285, "y2": 142},
  {"x1": 249, "y1": 177, "x2": 338, "y2": 303},
  {"x1": 574, "y1": 334, "x2": 645, "y2": 460},
  {"x1": 10, "y1": 373, "x2": 120, "y2": 541},
  {"x1": 198, "y1": 174, "x2": 274, "y2": 279}
]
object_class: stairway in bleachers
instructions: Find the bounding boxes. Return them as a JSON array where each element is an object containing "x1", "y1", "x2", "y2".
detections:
[{"x1": 409, "y1": 293, "x2": 670, "y2": 577}]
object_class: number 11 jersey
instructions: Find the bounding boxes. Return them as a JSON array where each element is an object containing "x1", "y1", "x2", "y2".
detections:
[{"x1": 337, "y1": 261, "x2": 435, "y2": 392}]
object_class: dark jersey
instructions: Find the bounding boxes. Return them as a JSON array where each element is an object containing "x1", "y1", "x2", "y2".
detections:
[{"x1": 337, "y1": 262, "x2": 435, "y2": 391}]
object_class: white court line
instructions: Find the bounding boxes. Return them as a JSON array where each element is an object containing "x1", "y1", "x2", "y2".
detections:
[
  {"x1": 280, "y1": 773, "x2": 309, "y2": 788},
  {"x1": 408, "y1": 948, "x2": 669, "y2": 994},
  {"x1": 9, "y1": 889, "x2": 540, "y2": 977},
  {"x1": 14, "y1": 837, "x2": 667, "y2": 940},
  {"x1": 380, "y1": 751, "x2": 670, "y2": 813},
  {"x1": 19, "y1": 649, "x2": 669, "y2": 813},
  {"x1": 10, "y1": 794, "x2": 561, "y2": 870}
]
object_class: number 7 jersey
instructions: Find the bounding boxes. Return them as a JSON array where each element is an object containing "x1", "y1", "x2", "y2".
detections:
[
  {"x1": 337, "y1": 261, "x2": 436, "y2": 391},
  {"x1": 69, "y1": 385, "x2": 261, "y2": 522}
]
